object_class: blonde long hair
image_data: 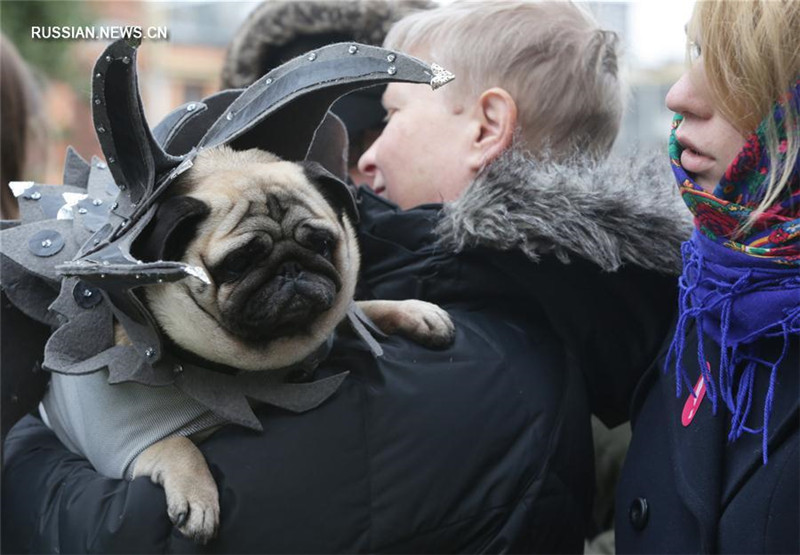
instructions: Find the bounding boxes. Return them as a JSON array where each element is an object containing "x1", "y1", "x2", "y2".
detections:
[{"x1": 689, "y1": 1, "x2": 800, "y2": 222}]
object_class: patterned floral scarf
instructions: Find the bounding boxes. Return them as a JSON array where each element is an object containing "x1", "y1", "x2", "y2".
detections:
[{"x1": 666, "y1": 78, "x2": 800, "y2": 463}]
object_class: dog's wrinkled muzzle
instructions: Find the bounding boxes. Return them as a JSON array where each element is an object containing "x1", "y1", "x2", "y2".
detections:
[{"x1": 221, "y1": 253, "x2": 342, "y2": 340}]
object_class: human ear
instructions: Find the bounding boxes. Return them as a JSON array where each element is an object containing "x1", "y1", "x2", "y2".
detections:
[{"x1": 469, "y1": 87, "x2": 517, "y2": 169}]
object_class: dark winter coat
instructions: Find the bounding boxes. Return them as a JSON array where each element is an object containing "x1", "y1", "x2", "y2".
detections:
[
  {"x1": 615, "y1": 324, "x2": 800, "y2": 554},
  {"x1": 1, "y1": 149, "x2": 687, "y2": 553}
]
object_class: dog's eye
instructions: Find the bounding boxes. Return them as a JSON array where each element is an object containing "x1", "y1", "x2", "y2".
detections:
[
  {"x1": 306, "y1": 230, "x2": 334, "y2": 260},
  {"x1": 214, "y1": 240, "x2": 263, "y2": 283}
]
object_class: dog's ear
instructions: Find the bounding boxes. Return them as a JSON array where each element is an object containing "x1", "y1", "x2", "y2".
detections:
[
  {"x1": 300, "y1": 161, "x2": 359, "y2": 225},
  {"x1": 133, "y1": 196, "x2": 210, "y2": 262}
]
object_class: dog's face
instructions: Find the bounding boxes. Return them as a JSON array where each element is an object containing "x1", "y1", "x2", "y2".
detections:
[{"x1": 135, "y1": 146, "x2": 360, "y2": 371}]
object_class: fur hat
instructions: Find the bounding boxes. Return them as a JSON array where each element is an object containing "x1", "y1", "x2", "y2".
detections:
[{"x1": 221, "y1": 0, "x2": 432, "y2": 89}]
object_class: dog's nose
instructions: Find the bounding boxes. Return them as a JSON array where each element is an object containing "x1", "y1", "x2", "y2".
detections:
[{"x1": 279, "y1": 261, "x2": 303, "y2": 279}]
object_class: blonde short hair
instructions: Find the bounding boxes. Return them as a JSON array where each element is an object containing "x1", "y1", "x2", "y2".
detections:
[
  {"x1": 384, "y1": 1, "x2": 623, "y2": 159},
  {"x1": 689, "y1": 0, "x2": 800, "y2": 221}
]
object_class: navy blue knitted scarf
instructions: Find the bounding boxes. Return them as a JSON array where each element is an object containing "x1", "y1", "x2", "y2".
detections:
[{"x1": 665, "y1": 230, "x2": 800, "y2": 462}]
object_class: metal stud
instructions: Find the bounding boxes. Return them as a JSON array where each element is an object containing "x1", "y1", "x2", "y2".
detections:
[
  {"x1": 93, "y1": 198, "x2": 103, "y2": 206},
  {"x1": 29, "y1": 230, "x2": 64, "y2": 257},
  {"x1": 174, "y1": 363, "x2": 184, "y2": 373},
  {"x1": 30, "y1": 191, "x2": 42, "y2": 200},
  {"x1": 122, "y1": 56, "x2": 130, "y2": 64},
  {"x1": 226, "y1": 111, "x2": 234, "y2": 121},
  {"x1": 145, "y1": 347, "x2": 155, "y2": 358},
  {"x1": 100, "y1": 274, "x2": 106, "y2": 279},
  {"x1": 348, "y1": 45, "x2": 358, "y2": 54},
  {"x1": 97, "y1": 126, "x2": 106, "y2": 133},
  {"x1": 96, "y1": 162, "x2": 107, "y2": 169},
  {"x1": 111, "y1": 202, "x2": 118, "y2": 209},
  {"x1": 265, "y1": 78, "x2": 273, "y2": 85},
  {"x1": 108, "y1": 157, "x2": 115, "y2": 163},
  {"x1": 186, "y1": 103, "x2": 197, "y2": 112},
  {"x1": 78, "y1": 208, "x2": 88, "y2": 215},
  {"x1": 387, "y1": 66, "x2": 397, "y2": 75},
  {"x1": 387, "y1": 54, "x2": 396, "y2": 62},
  {"x1": 95, "y1": 72, "x2": 102, "y2": 79},
  {"x1": 105, "y1": 55, "x2": 112, "y2": 63},
  {"x1": 83, "y1": 289, "x2": 93, "y2": 297},
  {"x1": 94, "y1": 97, "x2": 101, "y2": 105},
  {"x1": 307, "y1": 52, "x2": 317, "y2": 61}
]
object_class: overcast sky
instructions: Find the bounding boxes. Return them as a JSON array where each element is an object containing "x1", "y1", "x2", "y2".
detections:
[{"x1": 626, "y1": 0, "x2": 696, "y2": 68}]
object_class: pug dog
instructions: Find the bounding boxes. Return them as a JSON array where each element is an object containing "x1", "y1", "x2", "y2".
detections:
[{"x1": 124, "y1": 145, "x2": 455, "y2": 543}]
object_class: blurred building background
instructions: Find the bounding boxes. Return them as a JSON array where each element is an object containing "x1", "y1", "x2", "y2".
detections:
[{"x1": 1, "y1": 0, "x2": 690, "y2": 184}]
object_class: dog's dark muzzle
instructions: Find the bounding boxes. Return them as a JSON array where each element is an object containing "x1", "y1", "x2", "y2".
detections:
[{"x1": 221, "y1": 248, "x2": 342, "y2": 340}]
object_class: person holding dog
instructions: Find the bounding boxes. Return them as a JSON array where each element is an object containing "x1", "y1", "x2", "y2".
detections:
[
  {"x1": 615, "y1": 1, "x2": 800, "y2": 552},
  {"x1": 2, "y1": 2, "x2": 689, "y2": 553}
]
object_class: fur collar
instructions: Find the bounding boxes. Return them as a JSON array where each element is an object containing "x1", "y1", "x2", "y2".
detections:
[{"x1": 436, "y1": 147, "x2": 693, "y2": 275}]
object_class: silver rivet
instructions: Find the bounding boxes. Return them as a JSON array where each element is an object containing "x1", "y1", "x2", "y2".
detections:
[
  {"x1": 95, "y1": 72, "x2": 102, "y2": 79},
  {"x1": 105, "y1": 55, "x2": 112, "y2": 63},
  {"x1": 186, "y1": 103, "x2": 197, "y2": 112},
  {"x1": 108, "y1": 157, "x2": 115, "y2": 163},
  {"x1": 111, "y1": 202, "x2": 118, "y2": 209},
  {"x1": 157, "y1": 278, "x2": 164, "y2": 283},
  {"x1": 122, "y1": 56, "x2": 130, "y2": 64},
  {"x1": 387, "y1": 66, "x2": 397, "y2": 75},
  {"x1": 119, "y1": 184, "x2": 126, "y2": 190},
  {"x1": 78, "y1": 208, "x2": 88, "y2": 214},
  {"x1": 145, "y1": 348, "x2": 155, "y2": 358},
  {"x1": 83, "y1": 289, "x2": 93, "y2": 298},
  {"x1": 226, "y1": 111, "x2": 234, "y2": 121},
  {"x1": 97, "y1": 126, "x2": 106, "y2": 133},
  {"x1": 93, "y1": 198, "x2": 103, "y2": 206},
  {"x1": 102, "y1": 260, "x2": 109, "y2": 266},
  {"x1": 41, "y1": 239, "x2": 52, "y2": 248},
  {"x1": 308, "y1": 52, "x2": 317, "y2": 61},
  {"x1": 348, "y1": 45, "x2": 358, "y2": 54},
  {"x1": 265, "y1": 78, "x2": 273, "y2": 85},
  {"x1": 120, "y1": 220, "x2": 127, "y2": 228},
  {"x1": 94, "y1": 97, "x2": 101, "y2": 105},
  {"x1": 135, "y1": 274, "x2": 142, "y2": 279},
  {"x1": 93, "y1": 238, "x2": 100, "y2": 244},
  {"x1": 96, "y1": 161, "x2": 107, "y2": 169},
  {"x1": 100, "y1": 274, "x2": 106, "y2": 279},
  {"x1": 30, "y1": 191, "x2": 42, "y2": 200},
  {"x1": 387, "y1": 54, "x2": 396, "y2": 62},
  {"x1": 174, "y1": 363, "x2": 183, "y2": 373}
]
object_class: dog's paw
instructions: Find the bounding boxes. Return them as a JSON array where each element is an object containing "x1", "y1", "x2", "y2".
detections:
[
  {"x1": 133, "y1": 436, "x2": 220, "y2": 545},
  {"x1": 164, "y1": 470, "x2": 220, "y2": 544},
  {"x1": 390, "y1": 299, "x2": 456, "y2": 348}
]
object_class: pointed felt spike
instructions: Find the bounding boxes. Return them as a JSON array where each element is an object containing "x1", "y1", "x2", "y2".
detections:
[
  {"x1": 197, "y1": 43, "x2": 448, "y2": 162},
  {"x1": 240, "y1": 370, "x2": 350, "y2": 413},
  {"x1": 152, "y1": 90, "x2": 242, "y2": 155},
  {"x1": 174, "y1": 365, "x2": 263, "y2": 430},
  {"x1": 91, "y1": 39, "x2": 181, "y2": 219},
  {"x1": 62, "y1": 146, "x2": 91, "y2": 188},
  {"x1": 306, "y1": 112, "x2": 349, "y2": 181}
]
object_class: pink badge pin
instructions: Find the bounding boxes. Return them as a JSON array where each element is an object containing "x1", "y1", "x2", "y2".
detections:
[{"x1": 681, "y1": 363, "x2": 709, "y2": 427}]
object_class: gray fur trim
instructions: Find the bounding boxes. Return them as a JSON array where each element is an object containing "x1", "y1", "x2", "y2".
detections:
[
  {"x1": 222, "y1": 0, "x2": 432, "y2": 88},
  {"x1": 436, "y1": 148, "x2": 693, "y2": 275}
]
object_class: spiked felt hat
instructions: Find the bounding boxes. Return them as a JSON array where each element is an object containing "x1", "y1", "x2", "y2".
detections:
[{"x1": 0, "y1": 37, "x2": 454, "y2": 427}]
